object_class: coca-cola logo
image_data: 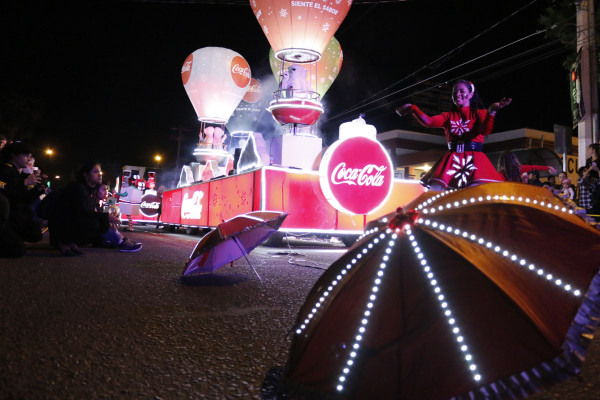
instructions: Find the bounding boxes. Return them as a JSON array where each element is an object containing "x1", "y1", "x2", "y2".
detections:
[
  {"x1": 231, "y1": 56, "x2": 251, "y2": 88},
  {"x1": 331, "y1": 163, "x2": 387, "y2": 186},
  {"x1": 181, "y1": 54, "x2": 193, "y2": 85},
  {"x1": 319, "y1": 136, "x2": 393, "y2": 215},
  {"x1": 243, "y1": 78, "x2": 263, "y2": 103},
  {"x1": 181, "y1": 190, "x2": 204, "y2": 220},
  {"x1": 140, "y1": 193, "x2": 162, "y2": 217}
]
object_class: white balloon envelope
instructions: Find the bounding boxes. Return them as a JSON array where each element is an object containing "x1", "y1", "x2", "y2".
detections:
[{"x1": 182, "y1": 47, "x2": 252, "y2": 124}]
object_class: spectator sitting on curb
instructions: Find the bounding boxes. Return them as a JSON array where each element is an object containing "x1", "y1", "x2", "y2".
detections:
[{"x1": 48, "y1": 162, "x2": 141, "y2": 256}]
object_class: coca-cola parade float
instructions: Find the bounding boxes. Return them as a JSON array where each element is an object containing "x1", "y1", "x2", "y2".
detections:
[{"x1": 154, "y1": 0, "x2": 426, "y2": 244}]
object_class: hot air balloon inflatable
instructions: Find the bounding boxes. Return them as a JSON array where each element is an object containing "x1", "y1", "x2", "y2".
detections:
[
  {"x1": 182, "y1": 46, "x2": 251, "y2": 124},
  {"x1": 269, "y1": 36, "x2": 343, "y2": 99},
  {"x1": 251, "y1": 0, "x2": 352, "y2": 134},
  {"x1": 250, "y1": 0, "x2": 352, "y2": 63},
  {"x1": 181, "y1": 47, "x2": 251, "y2": 177}
]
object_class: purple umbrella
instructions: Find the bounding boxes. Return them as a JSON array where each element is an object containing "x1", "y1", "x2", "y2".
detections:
[{"x1": 182, "y1": 211, "x2": 288, "y2": 280}]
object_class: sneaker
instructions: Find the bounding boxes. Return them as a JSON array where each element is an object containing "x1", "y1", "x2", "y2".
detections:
[{"x1": 118, "y1": 238, "x2": 142, "y2": 252}]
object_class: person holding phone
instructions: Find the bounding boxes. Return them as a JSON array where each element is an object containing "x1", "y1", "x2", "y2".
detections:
[{"x1": 0, "y1": 142, "x2": 44, "y2": 254}]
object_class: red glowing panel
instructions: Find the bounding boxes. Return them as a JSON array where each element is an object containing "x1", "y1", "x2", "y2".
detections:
[
  {"x1": 160, "y1": 189, "x2": 182, "y2": 225},
  {"x1": 208, "y1": 172, "x2": 256, "y2": 225},
  {"x1": 262, "y1": 168, "x2": 338, "y2": 230}
]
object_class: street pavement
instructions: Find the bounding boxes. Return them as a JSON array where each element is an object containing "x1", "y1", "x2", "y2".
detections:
[
  {"x1": 1, "y1": 228, "x2": 599, "y2": 399},
  {"x1": 0, "y1": 228, "x2": 346, "y2": 400}
]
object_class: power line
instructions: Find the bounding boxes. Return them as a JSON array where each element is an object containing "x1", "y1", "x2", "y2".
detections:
[
  {"x1": 324, "y1": 40, "x2": 568, "y2": 124},
  {"x1": 327, "y1": 28, "x2": 552, "y2": 122},
  {"x1": 346, "y1": 0, "x2": 543, "y2": 112}
]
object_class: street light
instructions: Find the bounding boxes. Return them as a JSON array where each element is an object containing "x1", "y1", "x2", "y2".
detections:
[
  {"x1": 45, "y1": 148, "x2": 53, "y2": 156},
  {"x1": 154, "y1": 154, "x2": 162, "y2": 163}
]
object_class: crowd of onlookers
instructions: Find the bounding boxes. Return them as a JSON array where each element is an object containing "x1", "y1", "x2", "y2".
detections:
[
  {"x1": 495, "y1": 144, "x2": 600, "y2": 218},
  {"x1": 0, "y1": 135, "x2": 142, "y2": 258}
]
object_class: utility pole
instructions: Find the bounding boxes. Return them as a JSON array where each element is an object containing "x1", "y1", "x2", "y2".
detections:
[
  {"x1": 576, "y1": 0, "x2": 599, "y2": 166},
  {"x1": 169, "y1": 125, "x2": 192, "y2": 186}
]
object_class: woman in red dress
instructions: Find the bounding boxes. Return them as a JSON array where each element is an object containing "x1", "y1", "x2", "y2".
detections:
[{"x1": 396, "y1": 79, "x2": 511, "y2": 190}]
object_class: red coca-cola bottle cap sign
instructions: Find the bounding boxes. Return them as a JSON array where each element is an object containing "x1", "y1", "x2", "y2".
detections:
[{"x1": 319, "y1": 136, "x2": 394, "y2": 215}]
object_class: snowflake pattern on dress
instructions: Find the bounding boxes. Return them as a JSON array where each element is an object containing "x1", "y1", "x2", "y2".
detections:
[
  {"x1": 450, "y1": 119, "x2": 471, "y2": 135},
  {"x1": 322, "y1": 22, "x2": 330, "y2": 32},
  {"x1": 446, "y1": 154, "x2": 477, "y2": 187},
  {"x1": 280, "y1": 8, "x2": 288, "y2": 18}
]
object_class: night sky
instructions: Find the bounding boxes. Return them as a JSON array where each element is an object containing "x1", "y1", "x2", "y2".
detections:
[{"x1": 0, "y1": 0, "x2": 573, "y2": 185}]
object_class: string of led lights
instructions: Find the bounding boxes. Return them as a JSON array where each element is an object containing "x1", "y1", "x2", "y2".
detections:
[
  {"x1": 293, "y1": 187, "x2": 587, "y2": 394},
  {"x1": 405, "y1": 226, "x2": 482, "y2": 382},
  {"x1": 413, "y1": 192, "x2": 582, "y2": 295},
  {"x1": 334, "y1": 230, "x2": 398, "y2": 392}
]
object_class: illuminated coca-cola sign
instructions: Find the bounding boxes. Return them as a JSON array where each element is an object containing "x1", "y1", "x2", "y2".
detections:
[
  {"x1": 140, "y1": 193, "x2": 162, "y2": 218},
  {"x1": 319, "y1": 136, "x2": 393, "y2": 215}
]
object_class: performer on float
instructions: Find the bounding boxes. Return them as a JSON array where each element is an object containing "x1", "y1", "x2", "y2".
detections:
[{"x1": 396, "y1": 79, "x2": 511, "y2": 190}]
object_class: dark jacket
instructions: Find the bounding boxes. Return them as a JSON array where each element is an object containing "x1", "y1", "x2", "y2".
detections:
[
  {"x1": 49, "y1": 180, "x2": 110, "y2": 246},
  {"x1": 0, "y1": 162, "x2": 43, "y2": 243}
]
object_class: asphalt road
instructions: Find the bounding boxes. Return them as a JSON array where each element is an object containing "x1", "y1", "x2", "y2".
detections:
[
  {"x1": 1, "y1": 228, "x2": 599, "y2": 399},
  {"x1": 0, "y1": 229, "x2": 346, "y2": 400}
]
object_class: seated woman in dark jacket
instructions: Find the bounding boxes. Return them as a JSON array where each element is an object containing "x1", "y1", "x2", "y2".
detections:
[{"x1": 49, "y1": 161, "x2": 141, "y2": 256}]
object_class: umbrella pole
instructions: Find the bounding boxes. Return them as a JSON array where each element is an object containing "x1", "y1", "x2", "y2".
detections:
[{"x1": 232, "y1": 236, "x2": 262, "y2": 281}]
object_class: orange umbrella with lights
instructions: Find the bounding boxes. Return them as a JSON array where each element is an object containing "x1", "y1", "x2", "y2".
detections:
[{"x1": 264, "y1": 183, "x2": 600, "y2": 399}]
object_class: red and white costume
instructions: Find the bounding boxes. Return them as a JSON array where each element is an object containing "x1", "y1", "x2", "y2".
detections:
[{"x1": 408, "y1": 105, "x2": 505, "y2": 189}]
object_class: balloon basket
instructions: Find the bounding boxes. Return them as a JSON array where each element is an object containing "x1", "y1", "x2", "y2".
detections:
[
  {"x1": 193, "y1": 147, "x2": 230, "y2": 166},
  {"x1": 268, "y1": 97, "x2": 323, "y2": 127}
]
